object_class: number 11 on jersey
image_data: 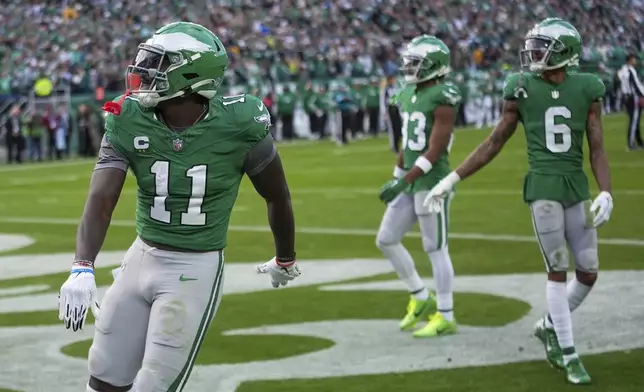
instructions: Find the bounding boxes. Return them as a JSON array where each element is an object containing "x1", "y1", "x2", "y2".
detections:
[{"x1": 150, "y1": 160, "x2": 207, "y2": 226}]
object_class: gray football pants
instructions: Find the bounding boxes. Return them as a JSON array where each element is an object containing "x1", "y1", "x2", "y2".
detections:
[
  {"x1": 88, "y1": 237, "x2": 225, "y2": 391},
  {"x1": 376, "y1": 191, "x2": 452, "y2": 253},
  {"x1": 529, "y1": 200, "x2": 599, "y2": 273}
]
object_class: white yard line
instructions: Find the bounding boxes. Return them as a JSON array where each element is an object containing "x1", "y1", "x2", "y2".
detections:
[
  {"x1": 0, "y1": 160, "x2": 93, "y2": 173},
  {"x1": 0, "y1": 216, "x2": 642, "y2": 247}
]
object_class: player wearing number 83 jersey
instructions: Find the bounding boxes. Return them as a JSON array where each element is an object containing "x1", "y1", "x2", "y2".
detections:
[
  {"x1": 423, "y1": 18, "x2": 613, "y2": 385},
  {"x1": 377, "y1": 35, "x2": 460, "y2": 338},
  {"x1": 56, "y1": 22, "x2": 299, "y2": 392},
  {"x1": 398, "y1": 82, "x2": 459, "y2": 193}
]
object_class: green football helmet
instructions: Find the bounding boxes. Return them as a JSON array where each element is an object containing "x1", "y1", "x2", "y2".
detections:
[
  {"x1": 401, "y1": 35, "x2": 451, "y2": 84},
  {"x1": 126, "y1": 22, "x2": 228, "y2": 107},
  {"x1": 520, "y1": 18, "x2": 582, "y2": 73}
]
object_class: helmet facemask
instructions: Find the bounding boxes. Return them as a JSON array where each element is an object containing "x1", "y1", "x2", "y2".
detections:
[
  {"x1": 126, "y1": 44, "x2": 185, "y2": 107},
  {"x1": 402, "y1": 54, "x2": 448, "y2": 84},
  {"x1": 520, "y1": 36, "x2": 574, "y2": 73}
]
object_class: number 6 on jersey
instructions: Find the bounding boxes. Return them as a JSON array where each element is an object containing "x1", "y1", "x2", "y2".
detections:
[{"x1": 545, "y1": 106, "x2": 572, "y2": 153}]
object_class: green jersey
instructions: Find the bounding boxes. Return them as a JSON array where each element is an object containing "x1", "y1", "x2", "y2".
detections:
[
  {"x1": 363, "y1": 84, "x2": 381, "y2": 109},
  {"x1": 503, "y1": 72, "x2": 605, "y2": 203},
  {"x1": 398, "y1": 82, "x2": 461, "y2": 192},
  {"x1": 99, "y1": 93, "x2": 273, "y2": 251},
  {"x1": 277, "y1": 91, "x2": 297, "y2": 115}
]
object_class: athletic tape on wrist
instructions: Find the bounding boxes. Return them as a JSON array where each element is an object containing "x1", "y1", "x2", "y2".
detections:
[{"x1": 393, "y1": 166, "x2": 406, "y2": 179}]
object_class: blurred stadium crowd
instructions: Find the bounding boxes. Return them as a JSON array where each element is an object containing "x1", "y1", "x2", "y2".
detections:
[{"x1": 1, "y1": 0, "x2": 643, "y2": 162}]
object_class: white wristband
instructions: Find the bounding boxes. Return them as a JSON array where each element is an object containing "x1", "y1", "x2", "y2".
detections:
[
  {"x1": 443, "y1": 171, "x2": 461, "y2": 187},
  {"x1": 414, "y1": 156, "x2": 433, "y2": 174},
  {"x1": 393, "y1": 166, "x2": 407, "y2": 179}
]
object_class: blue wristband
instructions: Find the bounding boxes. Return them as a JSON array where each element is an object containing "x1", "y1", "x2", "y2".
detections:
[{"x1": 71, "y1": 268, "x2": 94, "y2": 275}]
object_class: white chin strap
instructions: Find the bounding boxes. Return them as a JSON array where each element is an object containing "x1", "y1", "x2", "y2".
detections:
[
  {"x1": 136, "y1": 79, "x2": 219, "y2": 107},
  {"x1": 530, "y1": 59, "x2": 568, "y2": 73},
  {"x1": 137, "y1": 90, "x2": 184, "y2": 108},
  {"x1": 404, "y1": 66, "x2": 451, "y2": 84}
]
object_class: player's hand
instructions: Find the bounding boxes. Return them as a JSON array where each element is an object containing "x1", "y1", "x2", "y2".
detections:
[
  {"x1": 423, "y1": 172, "x2": 460, "y2": 213},
  {"x1": 58, "y1": 265, "x2": 100, "y2": 331},
  {"x1": 379, "y1": 179, "x2": 408, "y2": 203},
  {"x1": 256, "y1": 257, "x2": 302, "y2": 288},
  {"x1": 638, "y1": 97, "x2": 644, "y2": 108},
  {"x1": 590, "y1": 191, "x2": 613, "y2": 227}
]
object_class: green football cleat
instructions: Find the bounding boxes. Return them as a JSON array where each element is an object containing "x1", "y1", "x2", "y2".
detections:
[
  {"x1": 399, "y1": 294, "x2": 436, "y2": 331},
  {"x1": 534, "y1": 317, "x2": 564, "y2": 369},
  {"x1": 413, "y1": 312, "x2": 457, "y2": 338},
  {"x1": 565, "y1": 358, "x2": 591, "y2": 385}
]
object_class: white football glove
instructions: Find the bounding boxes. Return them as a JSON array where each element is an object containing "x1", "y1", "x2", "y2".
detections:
[
  {"x1": 423, "y1": 172, "x2": 460, "y2": 214},
  {"x1": 590, "y1": 191, "x2": 613, "y2": 227},
  {"x1": 393, "y1": 166, "x2": 407, "y2": 179},
  {"x1": 58, "y1": 266, "x2": 100, "y2": 331},
  {"x1": 256, "y1": 257, "x2": 301, "y2": 288}
]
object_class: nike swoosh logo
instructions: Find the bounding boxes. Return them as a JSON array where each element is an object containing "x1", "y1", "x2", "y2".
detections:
[
  {"x1": 257, "y1": 102, "x2": 265, "y2": 112},
  {"x1": 179, "y1": 274, "x2": 198, "y2": 282}
]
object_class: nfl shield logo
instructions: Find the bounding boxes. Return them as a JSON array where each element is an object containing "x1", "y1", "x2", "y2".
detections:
[
  {"x1": 173, "y1": 138, "x2": 184, "y2": 151},
  {"x1": 551, "y1": 90, "x2": 559, "y2": 99}
]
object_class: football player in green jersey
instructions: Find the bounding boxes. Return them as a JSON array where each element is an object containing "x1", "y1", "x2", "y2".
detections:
[
  {"x1": 424, "y1": 18, "x2": 613, "y2": 385},
  {"x1": 376, "y1": 35, "x2": 461, "y2": 338},
  {"x1": 57, "y1": 22, "x2": 300, "y2": 392}
]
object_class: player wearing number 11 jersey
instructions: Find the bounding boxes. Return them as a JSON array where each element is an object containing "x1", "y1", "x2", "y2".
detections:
[
  {"x1": 377, "y1": 35, "x2": 461, "y2": 338},
  {"x1": 57, "y1": 22, "x2": 300, "y2": 392},
  {"x1": 423, "y1": 18, "x2": 613, "y2": 385}
]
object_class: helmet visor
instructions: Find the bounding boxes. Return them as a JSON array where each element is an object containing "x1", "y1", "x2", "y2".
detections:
[
  {"x1": 401, "y1": 54, "x2": 431, "y2": 82},
  {"x1": 126, "y1": 44, "x2": 173, "y2": 94},
  {"x1": 520, "y1": 38, "x2": 553, "y2": 70}
]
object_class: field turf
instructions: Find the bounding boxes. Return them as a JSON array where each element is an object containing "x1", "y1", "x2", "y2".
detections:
[{"x1": 0, "y1": 113, "x2": 642, "y2": 391}]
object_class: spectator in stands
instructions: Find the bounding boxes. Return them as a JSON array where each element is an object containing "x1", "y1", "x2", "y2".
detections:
[
  {"x1": 262, "y1": 92, "x2": 277, "y2": 139},
  {"x1": 77, "y1": 104, "x2": 100, "y2": 157},
  {"x1": 334, "y1": 84, "x2": 358, "y2": 146},
  {"x1": 24, "y1": 113, "x2": 44, "y2": 162},
  {"x1": 2, "y1": 0, "x2": 644, "y2": 161},
  {"x1": 277, "y1": 86, "x2": 296, "y2": 141},
  {"x1": 364, "y1": 77, "x2": 382, "y2": 137},
  {"x1": 3, "y1": 104, "x2": 25, "y2": 164},
  {"x1": 2, "y1": 0, "x2": 642, "y2": 96},
  {"x1": 42, "y1": 107, "x2": 60, "y2": 160},
  {"x1": 56, "y1": 105, "x2": 70, "y2": 158}
]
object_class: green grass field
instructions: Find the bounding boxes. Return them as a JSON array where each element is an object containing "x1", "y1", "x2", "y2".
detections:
[{"x1": 0, "y1": 114, "x2": 642, "y2": 391}]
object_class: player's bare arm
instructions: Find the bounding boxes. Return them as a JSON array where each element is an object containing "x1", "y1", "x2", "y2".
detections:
[
  {"x1": 249, "y1": 152, "x2": 295, "y2": 259},
  {"x1": 404, "y1": 105, "x2": 455, "y2": 184},
  {"x1": 455, "y1": 100, "x2": 519, "y2": 180},
  {"x1": 58, "y1": 138, "x2": 127, "y2": 332},
  {"x1": 396, "y1": 149, "x2": 404, "y2": 169},
  {"x1": 76, "y1": 137, "x2": 128, "y2": 262},
  {"x1": 586, "y1": 101, "x2": 611, "y2": 193},
  {"x1": 392, "y1": 149, "x2": 406, "y2": 179},
  {"x1": 76, "y1": 168, "x2": 126, "y2": 262}
]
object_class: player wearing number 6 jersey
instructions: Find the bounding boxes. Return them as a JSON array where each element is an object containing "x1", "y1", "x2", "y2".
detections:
[
  {"x1": 423, "y1": 18, "x2": 612, "y2": 385},
  {"x1": 57, "y1": 22, "x2": 300, "y2": 392},
  {"x1": 376, "y1": 35, "x2": 461, "y2": 338}
]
